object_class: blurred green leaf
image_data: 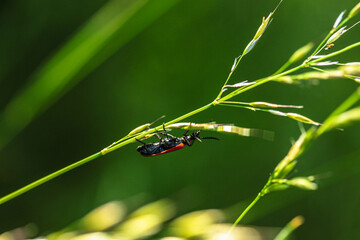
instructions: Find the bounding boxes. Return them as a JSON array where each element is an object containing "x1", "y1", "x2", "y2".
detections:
[{"x1": 0, "y1": 0, "x2": 179, "y2": 149}]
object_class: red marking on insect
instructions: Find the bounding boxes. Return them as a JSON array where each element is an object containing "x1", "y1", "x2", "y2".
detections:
[
  {"x1": 136, "y1": 124, "x2": 219, "y2": 157},
  {"x1": 141, "y1": 143, "x2": 186, "y2": 157}
]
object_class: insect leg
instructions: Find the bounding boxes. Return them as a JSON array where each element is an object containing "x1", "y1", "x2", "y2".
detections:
[
  {"x1": 153, "y1": 128, "x2": 163, "y2": 141},
  {"x1": 136, "y1": 139, "x2": 154, "y2": 154},
  {"x1": 188, "y1": 139, "x2": 196, "y2": 146},
  {"x1": 162, "y1": 123, "x2": 170, "y2": 140},
  {"x1": 159, "y1": 131, "x2": 176, "y2": 138},
  {"x1": 183, "y1": 137, "x2": 192, "y2": 146}
]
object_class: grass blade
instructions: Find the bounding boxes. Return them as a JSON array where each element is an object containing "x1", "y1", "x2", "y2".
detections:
[{"x1": 0, "y1": 0, "x2": 179, "y2": 150}]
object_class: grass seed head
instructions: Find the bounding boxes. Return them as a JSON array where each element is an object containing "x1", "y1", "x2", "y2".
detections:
[
  {"x1": 224, "y1": 80, "x2": 255, "y2": 88},
  {"x1": 230, "y1": 56, "x2": 240, "y2": 72},
  {"x1": 243, "y1": 38, "x2": 259, "y2": 55},
  {"x1": 128, "y1": 123, "x2": 151, "y2": 136},
  {"x1": 274, "y1": 129, "x2": 316, "y2": 177},
  {"x1": 327, "y1": 26, "x2": 347, "y2": 45},
  {"x1": 269, "y1": 110, "x2": 287, "y2": 116},
  {"x1": 244, "y1": 0, "x2": 283, "y2": 56},
  {"x1": 275, "y1": 67, "x2": 359, "y2": 84},
  {"x1": 287, "y1": 177, "x2": 318, "y2": 190},
  {"x1": 340, "y1": 65, "x2": 360, "y2": 76},
  {"x1": 274, "y1": 160, "x2": 298, "y2": 179},
  {"x1": 254, "y1": 0, "x2": 283, "y2": 40},
  {"x1": 289, "y1": 42, "x2": 314, "y2": 63},
  {"x1": 310, "y1": 61, "x2": 339, "y2": 66},
  {"x1": 333, "y1": 11, "x2": 346, "y2": 29},
  {"x1": 349, "y1": 2, "x2": 360, "y2": 18},
  {"x1": 253, "y1": 15, "x2": 272, "y2": 40},
  {"x1": 250, "y1": 102, "x2": 303, "y2": 109},
  {"x1": 286, "y1": 113, "x2": 321, "y2": 125},
  {"x1": 264, "y1": 183, "x2": 290, "y2": 194},
  {"x1": 269, "y1": 110, "x2": 320, "y2": 125}
]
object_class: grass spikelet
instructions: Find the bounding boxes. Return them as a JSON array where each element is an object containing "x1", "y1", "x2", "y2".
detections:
[
  {"x1": 249, "y1": 101, "x2": 303, "y2": 109},
  {"x1": 244, "y1": 0, "x2": 283, "y2": 56},
  {"x1": 349, "y1": 2, "x2": 360, "y2": 18},
  {"x1": 285, "y1": 113, "x2": 321, "y2": 126},
  {"x1": 275, "y1": 65, "x2": 360, "y2": 84},
  {"x1": 333, "y1": 11, "x2": 346, "y2": 30},
  {"x1": 285, "y1": 176, "x2": 318, "y2": 190},
  {"x1": 288, "y1": 42, "x2": 314, "y2": 63}
]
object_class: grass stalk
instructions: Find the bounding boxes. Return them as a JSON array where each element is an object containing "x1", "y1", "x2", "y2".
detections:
[
  {"x1": 229, "y1": 86, "x2": 360, "y2": 231},
  {"x1": 231, "y1": 193, "x2": 262, "y2": 227},
  {"x1": 310, "y1": 16, "x2": 350, "y2": 57},
  {"x1": 0, "y1": 40, "x2": 355, "y2": 205},
  {"x1": 309, "y1": 42, "x2": 360, "y2": 64},
  {"x1": 0, "y1": 152, "x2": 102, "y2": 205},
  {"x1": 217, "y1": 64, "x2": 305, "y2": 103},
  {"x1": 1, "y1": 2, "x2": 358, "y2": 213}
]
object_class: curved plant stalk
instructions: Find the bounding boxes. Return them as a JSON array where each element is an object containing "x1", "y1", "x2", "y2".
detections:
[
  {"x1": 0, "y1": 67, "x2": 304, "y2": 205},
  {"x1": 225, "y1": 3, "x2": 360, "y2": 229},
  {"x1": 0, "y1": 152, "x2": 102, "y2": 205},
  {"x1": 1, "y1": 1, "x2": 359, "y2": 208}
]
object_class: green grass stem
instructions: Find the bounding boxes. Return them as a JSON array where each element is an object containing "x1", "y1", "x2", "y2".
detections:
[
  {"x1": 1, "y1": 3, "x2": 358, "y2": 212},
  {"x1": 0, "y1": 152, "x2": 102, "y2": 205},
  {"x1": 310, "y1": 41, "x2": 360, "y2": 64},
  {"x1": 229, "y1": 86, "x2": 360, "y2": 231},
  {"x1": 310, "y1": 16, "x2": 350, "y2": 57}
]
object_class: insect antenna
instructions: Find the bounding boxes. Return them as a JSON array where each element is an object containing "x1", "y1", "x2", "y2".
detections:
[
  {"x1": 200, "y1": 136, "x2": 220, "y2": 140},
  {"x1": 148, "y1": 116, "x2": 167, "y2": 141},
  {"x1": 150, "y1": 115, "x2": 166, "y2": 125}
]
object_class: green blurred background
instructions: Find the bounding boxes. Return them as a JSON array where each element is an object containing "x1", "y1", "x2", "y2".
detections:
[{"x1": 0, "y1": 0, "x2": 360, "y2": 239}]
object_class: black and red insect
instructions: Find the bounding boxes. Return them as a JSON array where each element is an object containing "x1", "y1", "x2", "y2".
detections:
[{"x1": 136, "y1": 125, "x2": 219, "y2": 157}]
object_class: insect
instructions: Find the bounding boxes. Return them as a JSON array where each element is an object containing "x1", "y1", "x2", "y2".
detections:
[
  {"x1": 136, "y1": 125, "x2": 219, "y2": 157},
  {"x1": 325, "y1": 43, "x2": 335, "y2": 50}
]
